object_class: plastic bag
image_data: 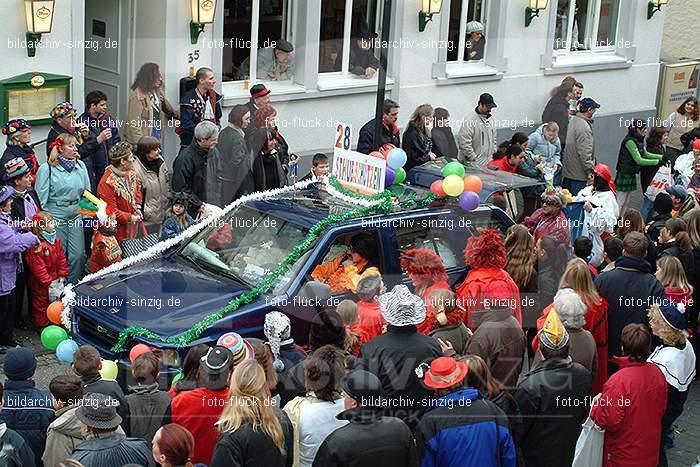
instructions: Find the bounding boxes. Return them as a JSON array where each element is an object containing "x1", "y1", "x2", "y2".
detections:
[
  {"x1": 48, "y1": 279, "x2": 65, "y2": 302},
  {"x1": 645, "y1": 164, "x2": 672, "y2": 201},
  {"x1": 572, "y1": 417, "x2": 604, "y2": 467}
]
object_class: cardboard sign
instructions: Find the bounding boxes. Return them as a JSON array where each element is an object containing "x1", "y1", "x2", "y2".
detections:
[{"x1": 332, "y1": 122, "x2": 386, "y2": 194}]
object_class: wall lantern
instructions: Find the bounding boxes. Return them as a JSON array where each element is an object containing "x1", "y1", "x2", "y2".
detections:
[
  {"x1": 190, "y1": 0, "x2": 217, "y2": 44},
  {"x1": 525, "y1": 0, "x2": 549, "y2": 27},
  {"x1": 647, "y1": 0, "x2": 668, "y2": 19},
  {"x1": 24, "y1": 0, "x2": 55, "y2": 57},
  {"x1": 419, "y1": 0, "x2": 443, "y2": 32}
]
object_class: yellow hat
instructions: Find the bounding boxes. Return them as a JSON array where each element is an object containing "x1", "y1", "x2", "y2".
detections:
[{"x1": 539, "y1": 308, "x2": 569, "y2": 350}]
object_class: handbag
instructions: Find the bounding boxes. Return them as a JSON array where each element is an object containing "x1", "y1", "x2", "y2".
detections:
[
  {"x1": 645, "y1": 164, "x2": 672, "y2": 201},
  {"x1": 572, "y1": 417, "x2": 604, "y2": 467},
  {"x1": 121, "y1": 221, "x2": 160, "y2": 258}
]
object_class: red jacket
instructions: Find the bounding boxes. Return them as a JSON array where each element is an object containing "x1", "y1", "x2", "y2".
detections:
[
  {"x1": 590, "y1": 358, "x2": 667, "y2": 467},
  {"x1": 488, "y1": 157, "x2": 518, "y2": 173},
  {"x1": 171, "y1": 387, "x2": 228, "y2": 465},
  {"x1": 89, "y1": 231, "x2": 123, "y2": 273},
  {"x1": 456, "y1": 267, "x2": 522, "y2": 330},
  {"x1": 25, "y1": 237, "x2": 69, "y2": 288},
  {"x1": 417, "y1": 279, "x2": 452, "y2": 334},
  {"x1": 352, "y1": 299, "x2": 385, "y2": 344},
  {"x1": 97, "y1": 166, "x2": 142, "y2": 245}
]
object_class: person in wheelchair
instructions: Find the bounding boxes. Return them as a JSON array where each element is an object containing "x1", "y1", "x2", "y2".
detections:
[{"x1": 311, "y1": 234, "x2": 380, "y2": 294}]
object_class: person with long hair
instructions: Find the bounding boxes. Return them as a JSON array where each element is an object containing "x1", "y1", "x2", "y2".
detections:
[
  {"x1": 283, "y1": 345, "x2": 347, "y2": 467},
  {"x1": 665, "y1": 97, "x2": 699, "y2": 163},
  {"x1": 250, "y1": 105, "x2": 290, "y2": 171},
  {"x1": 402, "y1": 104, "x2": 436, "y2": 171},
  {"x1": 35, "y1": 134, "x2": 91, "y2": 284},
  {"x1": 542, "y1": 82, "x2": 575, "y2": 152},
  {"x1": 215, "y1": 104, "x2": 252, "y2": 206},
  {"x1": 536, "y1": 235, "x2": 568, "y2": 312},
  {"x1": 167, "y1": 344, "x2": 209, "y2": 397},
  {"x1": 431, "y1": 107, "x2": 457, "y2": 160},
  {"x1": 125, "y1": 63, "x2": 179, "y2": 145},
  {"x1": 504, "y1": 224, "x2": 539, "y2": 351},
  {"x1": 152, "y1": 423, "x2": 197, "y2": 467},
  {"x1": 615, "y1": 119, "x2": 663, "y2": 215},
  {"x1": 488, "y1": 143, "x2": 525, "y2": 174},
  {"x1": 656, "y1": 255, "x2": 693, "y2": 308},
  {"x1": 211, "y1": 360, "x2": 292, "y2": 467},
  {"x1": 400, "y1": 247, "x2": 451, "y2": 334}
]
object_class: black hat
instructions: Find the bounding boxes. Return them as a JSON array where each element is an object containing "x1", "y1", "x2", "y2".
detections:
[
  {"x1": 76, "y1": 393, "x2": 123, "y2": 430},
  {"x1": 309, "y1": 310, "x2": 346, "y2": 350},
  {"x1": 250, "y1": 84, "x2": 271, "y2": 98},
  {"x1": 341, "y1": 370, "x2": 382, "y2": 405},
  {"x1": 479, "y1": 93, "x2": 497, "y2": 108},
  {"x1": 653, "y1": 192, "x2": 673, "y2": 215},
  {"x1": 201, "y1": 345, "x2": 234, "y2": 375},
  {"x1": 4, "y1": 347, "x2": 37, "y2": 381},
  {"x1": 275, "y1": 39, "x2": 294, "y2": 53}
]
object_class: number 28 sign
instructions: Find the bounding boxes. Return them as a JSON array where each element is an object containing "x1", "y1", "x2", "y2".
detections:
[
  {"x1": 332, "y1": 121, "x2": 386, "y2": 194},
  {"x1": 335, "y1": 122, "x2": 352, "y2": 150}
]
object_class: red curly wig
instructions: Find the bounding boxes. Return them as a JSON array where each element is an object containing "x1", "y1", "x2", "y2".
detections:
[
  {"x1": 400, "y1": 248, "x2": 448, "y2": 287},
  {"x1": 464, "y1": 228, "x2": 506, "y2": 269}
]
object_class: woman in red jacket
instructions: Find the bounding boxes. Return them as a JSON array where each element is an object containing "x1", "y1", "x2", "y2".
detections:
[
  {"x1": 25, "y1": 211, "x2": 69, "y2": 329},
  {"x1": 487, "y1": 143, "x2": 525, "y2": 174},
  {"x1": 590, "y1": 324, "x2": 667, "y2": 467},
  {"x1": 456, "y1": 228, "x2": 521, "y2": 330},
  {"x1": 400, "y1": 248, "x2": 451, "y2": 334}
]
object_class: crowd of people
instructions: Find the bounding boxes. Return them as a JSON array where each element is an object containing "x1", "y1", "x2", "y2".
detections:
[{"x1": 1, "y1": 62, "x2": 700, "y2": 466}]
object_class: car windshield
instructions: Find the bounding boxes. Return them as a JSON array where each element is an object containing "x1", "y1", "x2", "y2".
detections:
[{"x1": 179, "y1": 206, "x2": 310, "y2": 294}]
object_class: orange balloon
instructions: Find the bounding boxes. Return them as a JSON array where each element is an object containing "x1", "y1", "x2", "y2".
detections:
[
  {"x1": 47, "y1": 301, "x2": 64, "y2": 325},
  {"x1": 463, "y1": 175, "x2": 483, "y2": 194}
]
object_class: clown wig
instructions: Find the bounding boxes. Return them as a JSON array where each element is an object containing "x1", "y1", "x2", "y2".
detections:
[
  {"x1": 464, "y1": 228, "x2": 506, "y2": 269},
  {"x1": 400, "y1": 248, "x2": 448, "y2": 287}
]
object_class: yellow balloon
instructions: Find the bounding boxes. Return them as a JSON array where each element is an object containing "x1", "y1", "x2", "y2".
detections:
[
  {"x1": 99, "y1": 360, "x2": 119, "y2": 380},
  {"x1": 443, "y1": 175, "x2": 465, "y2": 197}
]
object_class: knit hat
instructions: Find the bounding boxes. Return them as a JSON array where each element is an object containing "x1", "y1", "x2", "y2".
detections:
[
  {"x1": 3, "y1": 157, "x2": 29, "y2": 182},
  {"x1": 108, "y1": 141, "x2": 133, "y2": 161},
  {"x1": 50, "y1": 102, "x2": 76, "y2": 119},
  {"x1": 421, "y1": 357, "x2": 468, "y2": 390},
  {"x1": 309, "y1": 310, "x2": 346, "y2": 350},
  {"x1": 378, "y1": 284, "x2": 426, "y2": 327},
  {"x1": 264, "y1": 311, "x2": 292, "y2": 372},
  {"x1": 4, "y1": 347, "x2": 38, "y2": 380},
  {"x1": 659, "y1": 303, "x2": 688, "y2": 332},
  {"x1": 200, "y1": 345, "x2": 235, "y2": 375},
  {"x1": 76, "y1": 393, "x2": 122, "y2": 429},
  {"x1": 2, "y1": 119, "x2": 30, "y2": 138},
  {"x1": 216, "y1": 333, "x2": 254, "y2": 367},
  {"x1": 169, "y1": 192, "x2": 191, "y2": 208},
  {"x1": 539, "y1": 308, "x2": 569, "y2": 350},
  {"x1": 654, "y1": 192, "x2": 673, "y2": 215},
  {"x1": 0, "y1": 185, "x2": 16, "y2": 205}
]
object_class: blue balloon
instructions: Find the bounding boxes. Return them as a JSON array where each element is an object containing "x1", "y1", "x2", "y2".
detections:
[
  {"x1": 386, "y1": 148, "x2": 407, "y2": 170},
  {"x1": 385, "y1": 167, "x2": 396, "y2": 186},
  {"x1": 56, "y1": 339, "x2": 79, "y2": 364},
  {"x1": 459, "y1": 191, "x2": 480, "y2": 212}
]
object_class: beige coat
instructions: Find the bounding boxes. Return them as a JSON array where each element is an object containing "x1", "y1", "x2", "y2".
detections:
[
  {"x1": 457, "y1": 109, "x2": 497, "y2": 167},
  {"x1": 133, "y1": 156, "x2": 171, "y2": 226},
  {"x1": 124, "y1": 89, "x2": 179, "y2": 145}
]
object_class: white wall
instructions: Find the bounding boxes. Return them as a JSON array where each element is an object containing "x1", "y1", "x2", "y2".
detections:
[{"x1": 661, "y1": 0, "x2": 700, "y2": 61}]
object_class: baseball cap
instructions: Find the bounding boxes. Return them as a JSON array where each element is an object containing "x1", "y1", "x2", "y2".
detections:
[
  {"x1": 479, "y1": 93, "x2": 497, "y2": 108},
  {"x1": 579, "y1": 97, "x2": 601, "y2": 111}
]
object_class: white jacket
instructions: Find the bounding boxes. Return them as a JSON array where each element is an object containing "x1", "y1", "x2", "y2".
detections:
[
  {"x1": 457, "y1": 109, "x2": 496, "y2": 167},
  {"x1": 575, "y1": 186, "x2": 619, "y2": 267}
]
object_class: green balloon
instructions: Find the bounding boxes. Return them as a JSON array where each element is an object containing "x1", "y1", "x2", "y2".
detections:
[
  {"x1": 41, "y1": 325, "x2": 68, "y2": 350},
  {"x1": 442, "y1": 161, "x2": 465, "y2": 178},
  {"x1": 394, "y1": 167, "x2": 406, "y2": 184}
]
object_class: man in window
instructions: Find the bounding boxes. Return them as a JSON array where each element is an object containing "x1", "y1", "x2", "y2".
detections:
[
  {"x1": 236, "y1": 39, "x2": 296, "y2": 82},
  {"x1": 178, "y1": 67, "x2": 222, "y2": 150},
  {"x1": 357, "y1": 100, "x2": 401, "y2": 155},
  {"x1": 342, "y1": 19, "x2": 380, "y2": 79},
  {"x1": 465, "y1": 21, "x2": 486, "y2": 61}
]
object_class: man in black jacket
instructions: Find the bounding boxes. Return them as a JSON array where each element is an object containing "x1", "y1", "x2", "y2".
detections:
[
  {"x1": 172, "y1": 121, "x2": 219, "y2": 217},
  {"x1": 357, "y1": 100, "x2": 400, "y2": 155},
  {"x1": 313, "y1": 370, "x2": 417, "y2": 467},
  {"x1": 595, "y1": 231, "x2": 666, "y2": 373},
  {"x1": 514, "y1": 310, "x2": 592, "y2": 467}
]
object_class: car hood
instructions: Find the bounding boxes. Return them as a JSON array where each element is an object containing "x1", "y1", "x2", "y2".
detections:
[{"x1": 72, "y1": 257, "x2": 251, "y2": 337}]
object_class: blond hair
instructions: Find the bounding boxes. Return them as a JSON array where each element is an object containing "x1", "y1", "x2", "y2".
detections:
[
  {"x1": 504, "y1": 224, "x2": 537, "y2": 288},
  {"x1": 48, "y1": 133, "x2": 79, "y2": 166},
  {"x1": 217, "y1": 360, "x2": 285, "y2": 454},
  {"x1": 656, "y1": 255, "x2": 693, "y2": 293},
  {"x1": 408, "y1": 104, "x2": 434, "y2": 138},
  {"x1": 648, "y1": 305, "x2": 686, "y2": 346},
  {"x1": 559, "y1": 258, "x2": 602, "y2": 307},
  {"x1": 336, "y1": 300, "x2": 358, "y2": 326}
]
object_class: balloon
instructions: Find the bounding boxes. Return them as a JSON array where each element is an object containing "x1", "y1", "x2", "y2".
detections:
[
  {"x1": 394, "y1": 167, "x2": 406, "y2": 185},
  {"x1": 386, "y1": 148, "x2": 407, "y2": 170},
  {"x1": 100, "y1": 360, "x2": 119, "y2": 380},
  {"x1": 129, "y1": 344, "x2": 152, "y2": 364},
  {"x1": 463, "y1": 175, "x2": 483, "y2": 194},
  {"x1": 41, "y1": 325, "x2": 68, "y2": 350},
  {"x1": 369, "y1": 151, "x2": 384, "y2": 160},
  {"x1": 385, "y1": 167, "x2": 396, "y2": 186},
  {"x1": 443, "y1": 175, "x2": 465, "y2": 197},
  {"x1": 459, "y1": 190, "x2": 481, "y2": 211},
  {"x1": 56, "y1": 339, "x2": 79, "y2": 364},
  {"x1": 47, "y1": 301, "x2": 64, "y2": 325},
  {"x1": 442, "y1": 161, "x2": 465, "y2": 178},
  {"x1": 430, "y1": 180, "x2": 447, "y2": 197},
  {"x1": 379, "y1": 144, "x2": 396, "y2": 157}
]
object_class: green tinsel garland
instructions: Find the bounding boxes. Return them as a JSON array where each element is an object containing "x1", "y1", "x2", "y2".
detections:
[{"x1": 111, "y1": 180, "x2": 439, "y2": 353}]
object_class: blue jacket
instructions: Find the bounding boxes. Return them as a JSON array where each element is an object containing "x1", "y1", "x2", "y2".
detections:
[
  {"x1": 35, "y1": 161, "x2": 91, "y2": 221},
  {"x1": 0, "y1": 380, "x2": 54, "y2": 466},
  {"x1": 0, "y1": 214, "x2": 38, "y2": 295},
  {"x1": 179, "y1": 88, "x2": 223, "y2": 146},
  {"x1": 528, "y1": 124, "x2": 562, "y2": 169},
  {"x1": 160, "y1": 215, "x2": 194, "y2": 241},
  {"x1": 76, "y1": 111, "x2": 121, "y2": 185},
  {"x1": 415, "y1": 388, "x2": 516, "y2": 467}
]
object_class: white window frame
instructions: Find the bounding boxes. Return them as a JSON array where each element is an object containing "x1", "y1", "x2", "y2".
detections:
[
  {"x1": 432, "y1": 0, "x2": 506, "y2": 82},
  {"x1": 554, "y1": 0, "x2": 619, "y2": 55}
]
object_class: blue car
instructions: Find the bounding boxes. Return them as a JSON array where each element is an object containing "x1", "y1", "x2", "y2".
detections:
[{"x1": 71, "y1": 171, "x2": 538, "y2": 388}]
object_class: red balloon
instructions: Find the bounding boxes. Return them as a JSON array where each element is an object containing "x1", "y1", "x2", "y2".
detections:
[{"x1": 430, "y1": 180, "x2": 447, "y2": 197}]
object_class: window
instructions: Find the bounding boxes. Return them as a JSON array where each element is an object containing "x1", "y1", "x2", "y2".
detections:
[
  {"x1": 222, "y1": 0, "x2": 297, "y2": 83},
  {"x1": 446, "y1": 0, "x2": 488, "y2": 62},
  {"x1": 554, "y1": 0, "x2": 620, "y2": 53},
  {"x1": 319, "y1": 0, "x2": 383, "y2": 74}
]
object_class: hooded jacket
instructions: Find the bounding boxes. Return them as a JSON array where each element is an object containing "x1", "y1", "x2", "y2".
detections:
[
  {"x1": 563, "y1": 112, "x2": 595, "y2": 182},
  {"x1": 125, "y1": 382, "x2": 171, "y2": 445},
  {"x1": 457, "y1": 108, "x2": 497, "y2": 167}
]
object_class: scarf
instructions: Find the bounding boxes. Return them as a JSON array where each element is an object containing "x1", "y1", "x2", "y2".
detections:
[
  {"x1": 136, "y1": 150, "x2": 163, "y2": 174},
  {"x1": 58, "y1": 155, "x2": 77, "y2": 173}
]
